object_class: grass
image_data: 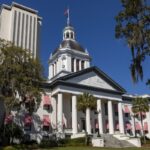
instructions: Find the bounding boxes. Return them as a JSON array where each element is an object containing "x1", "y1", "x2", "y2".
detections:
[
  {"x1": 1, "y1": 146, "x2": 150, "y2": 150},
  {"x1": 47, "y1": 147, "x2": 150, "y2": 150}
]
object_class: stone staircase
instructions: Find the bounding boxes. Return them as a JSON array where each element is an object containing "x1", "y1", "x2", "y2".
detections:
[{"x1": 101, "y1": 134, "x2": 135, "y2": 148}]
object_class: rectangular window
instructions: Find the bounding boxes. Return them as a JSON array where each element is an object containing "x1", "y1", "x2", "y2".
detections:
[
  {"x1": 125, "y1": 113, "x2": 129, "y2": 118},
  {"x1": 24, "y1": 124, "x2": 31, "y2": 131},
  {"x1": 43, "y1": 105, "x2": 50, "y2": 111},
  {"x1": 43, "y1": 126, "x2": 49, "y2": 131}
]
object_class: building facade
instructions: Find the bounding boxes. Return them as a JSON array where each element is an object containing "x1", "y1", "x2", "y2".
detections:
[
  {"x1": 0, "y1": 2, "x2": 42, "y2": 58},
  {"x1": 0, "y1": 2, "x2": 150, "y2": 144},
  {"x1": 17, "y1": 22, "x2": 150, "y2": 143}
]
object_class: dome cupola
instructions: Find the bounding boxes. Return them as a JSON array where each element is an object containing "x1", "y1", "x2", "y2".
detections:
[
  {"x1": 48, "y1": 9, "x2": 91, "y2": 81},
  {"x1": 63, "y1": 26, "x2": 75, "y2": 40}
]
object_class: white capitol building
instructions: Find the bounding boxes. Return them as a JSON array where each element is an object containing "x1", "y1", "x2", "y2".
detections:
[{"x1": 0, "y1": 2, "x2": 150, "y2": 147}]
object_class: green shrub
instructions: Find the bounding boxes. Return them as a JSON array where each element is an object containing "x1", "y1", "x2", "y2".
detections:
[
  {"x1": 39, "y1": 139, "x2": 58, "y2": 148},
  {"x1": 58, "y1": 137, "x2": 86, "y2": 146},
  {"x1": 2, "y1": 146, "x2": 16, "y2": 150},
  {"x1": 140, "y1": 136, "x2": 150, "y2": 144}
]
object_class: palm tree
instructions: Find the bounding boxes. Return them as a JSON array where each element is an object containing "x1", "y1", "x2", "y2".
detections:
[
  {"x1": 132, "y1": 97, "x2": 149, "y2": 143},
  {"x1": 77, "y1": 92, "x2": 96, "y2": 135}
]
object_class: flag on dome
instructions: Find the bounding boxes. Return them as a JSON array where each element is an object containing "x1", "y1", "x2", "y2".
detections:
[{"x1": 64, "y1": 8, "x2": 69, "y2": 16}]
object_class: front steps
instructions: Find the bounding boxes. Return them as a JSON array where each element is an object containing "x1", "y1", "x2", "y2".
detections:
[{"x1": 101, "y1": 134, "x2": 135, "y2": 148}]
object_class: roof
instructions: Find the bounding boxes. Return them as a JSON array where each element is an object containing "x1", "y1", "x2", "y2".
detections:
[
  {"x1": 41, "y1": 66, "x2": 126, "y2": 95},
  {"x1": 52, "y1": 40, "x2": 85, "y2": 55}
]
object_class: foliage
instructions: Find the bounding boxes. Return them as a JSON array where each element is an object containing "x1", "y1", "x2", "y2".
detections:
[
  {"x1": 77, "y1": 92, "x2": 96, "y2": 112},
  {"x1": 132, "y1": 97, "x2": 149, "y2": 113},
  {"x1": 0, "y1": 39, "x2": 44, "y2": 114},
  {"x1": 115, "y1": 0, "x2": 150, "y2": 84},
  {"x1": 57, "y1": 137, "x2": 87, "y2": 147},
  {"x1": 39, "y1": 139, "x2": 58, "y2": 148},
  {"x1": 0, "y1": 122, "x2": 23, "y2": 145},
  {"x1": 2, "y1": 146, "x2": 17, "y2": 150},
  {"x1": 132, "y1": 97, "x2": 149, "y2": 143}
]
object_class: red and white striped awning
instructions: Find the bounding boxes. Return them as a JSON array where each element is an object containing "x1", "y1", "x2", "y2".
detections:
[
  {"x1": 135, "y1": 122, "x2": 141, "y2": 130},
  {"x1": 137, "y1": 112, "x2": 146, "y2": 116},
  {"x1": 5, "y1": 115, "x2": 13, "y2": 124},
  {"x1": 126, "y1": 122, "x2": 132, "y2": 130},
  {"x1": 124, "y1": 105, "x2": 130, "y2": 113},
  {"x1": 43, "y1": 95, "x2": 51, "y2": 106},
  {"x1": 24, "y1": 114, "x2": 32, "y2": 125},
  {"x1": 144, "y1": 122, "x2": 148, "y2": 131},
  {"x1": 43, "y1": 115, "x2": 50, "y2": 126}
]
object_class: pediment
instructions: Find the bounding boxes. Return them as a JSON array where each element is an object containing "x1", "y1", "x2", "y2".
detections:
[
  {"x1": 66, "y1": 71, "x2": 116, "y2": 91},
  {"x1": 56, "y1": 67, "x2": 126, "y2": 93}
]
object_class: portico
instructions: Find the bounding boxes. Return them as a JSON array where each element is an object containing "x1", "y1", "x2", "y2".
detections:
[
  {"x1": 49, "y1": 65, "x2": 126, "y2": 136},
  {"x1": 52, "y1": 91, "x2": 125, "y2": 136}
]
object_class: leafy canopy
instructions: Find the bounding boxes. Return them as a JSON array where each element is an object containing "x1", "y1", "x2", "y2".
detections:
[
  {"x1": 115, "y1": 0, "x2": 150, "y2": 84},
  {"x1": 77, "y1": 92, "x2": 96, "y2": 111},
  {"x1": 0, "y1": 39, "x2": 44, "y2": 113},
  {"x1": 132, "y1": 97, "x2": 149, "y2": 113}
]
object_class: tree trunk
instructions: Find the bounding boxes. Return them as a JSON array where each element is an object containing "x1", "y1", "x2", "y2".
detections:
[
  {"x1": 140, "y1": 112, "x2": 146, "y2": 144},
  {"x1": 133, "y1": 115, "x2": 137, "y2": 138},
  {"x1": 86, "y1": 107, "x2": 91, "y2": 134}
]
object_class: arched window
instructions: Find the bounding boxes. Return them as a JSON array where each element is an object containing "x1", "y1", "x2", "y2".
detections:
[
  {"x1": 71, "y1": 58, "x2": 74, "y2": 72},
  {"x1": 71, "y1": 32, "x2": 73, "y2": 39},
  {"x1": 66, "y1": 32, "x2": 69, "y2": 38}
]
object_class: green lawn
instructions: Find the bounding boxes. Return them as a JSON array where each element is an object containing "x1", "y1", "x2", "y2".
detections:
[
  {"x1": 47, "y1": 147, "x2": 150, "y2": 150},
  {"x1": 2, "y1": 146, "x2": 150, "y2": 150}
]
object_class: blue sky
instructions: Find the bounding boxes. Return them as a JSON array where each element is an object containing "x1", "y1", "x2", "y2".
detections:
[{"x1": 1, "y1": 0, "x2": 150, "y2": 94}]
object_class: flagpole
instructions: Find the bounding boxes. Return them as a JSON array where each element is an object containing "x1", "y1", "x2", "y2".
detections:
[{"x1": 67, "y1": 8, "x2": 70, "y2": 26}]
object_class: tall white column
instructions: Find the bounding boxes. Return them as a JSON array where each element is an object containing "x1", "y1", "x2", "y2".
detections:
[
  {"x1": 79, "y1": 60, "x2": 82, "y2": 71},
  {"x1": 53, "y1": 63, "x2": 55, "y2": 76},
  {"x1": 57, "y1": 93, "x2": 63, "y2": 132},
  {"x1": 118, "y1": 102, "x2": 125, "y2": 134},
  {"x1": 86, "y1": 107, "x2": 91, "y2": 134},
  {"x1": 72, "y1": 95, "x2": 78, "y2": 134},
  {"x1": 146, "y1": 110, "x2": 150, "y2": 136},
  {"x1": 51, "y1": 96, "x2": 57, "y2": 129},
  {"x1": 108, "y1": 100, "x2": 114, "y2": 134},
  {"x1": 97, "y1": 99, "x2": 103, "y2": 134},
  {"x1": 74, "y1": 58, "x2": 76, "y2": 72},
  {"x1": 48, "y1": 64, "x2": 53, "y2": 79}
]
